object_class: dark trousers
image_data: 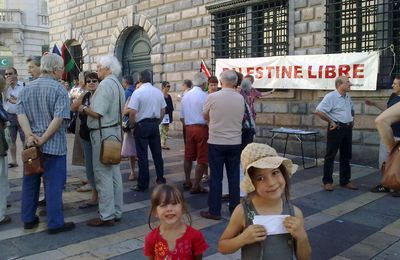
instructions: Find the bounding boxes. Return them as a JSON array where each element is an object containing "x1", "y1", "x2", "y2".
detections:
[
  {"x1": 208, "y1": 143, "x2": 241, "y2": 216},
  {"x1": 134, "y1": 120, "x2": 164, "y2": 189},
  {"x1": 241, "y1": 128, "x2": 255, "y2": 151},
  {"x1": 21, "y1": 154, "x2": 66, "y2": 229},
  {"x1": 323, "y1": 126, "x2": 352, "y2": 185}
]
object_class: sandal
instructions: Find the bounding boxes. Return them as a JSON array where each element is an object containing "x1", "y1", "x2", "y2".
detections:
[
  {"x1": 128, "y1": 173, "x2": 138, "y2": 181},
  {"x1": 161, "y1": 145, "x2": 170, "y2": 150},
  {"x1": 190, "y1": 187, "x2": 208, "y2": 194},
  {"x1": 370, "y1": 184, "x2": 390, "y2": 193},
  {"x1": 76, "y1": 183, "x2": 92, "y2": 192},
  {"x1": 78, "y1": 202, "x2": 98, "y2": 209},
  {"x1": 201, "y1": 174, "x2": 209, "y2": 183}
]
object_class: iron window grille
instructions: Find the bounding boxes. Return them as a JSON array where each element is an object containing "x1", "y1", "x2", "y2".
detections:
[
  {"x1": 210, "y1": 0, "x2": 289, "y2": 72},
  {"x1": 326, "y1": 0, "x2": 400, "y2": 89}
]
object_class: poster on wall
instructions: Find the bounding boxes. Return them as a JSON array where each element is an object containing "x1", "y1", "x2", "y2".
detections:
[{"x1": 215, "y1": 52, "x2": 380, "y2": 90}]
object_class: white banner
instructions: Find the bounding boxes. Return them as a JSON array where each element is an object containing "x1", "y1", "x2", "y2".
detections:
[{"x1": 215, "y1": 52, "x2": 380, "y2": 90}]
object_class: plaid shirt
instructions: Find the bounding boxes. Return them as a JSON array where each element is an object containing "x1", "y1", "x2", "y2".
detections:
[{"x1": 16, "y1": 75, "x2": 70, "y2": 155}]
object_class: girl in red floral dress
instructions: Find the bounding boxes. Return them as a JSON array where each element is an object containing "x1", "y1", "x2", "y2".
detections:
[{"x1": 144, "y1": 184, "x2": 208, "y2": 259}]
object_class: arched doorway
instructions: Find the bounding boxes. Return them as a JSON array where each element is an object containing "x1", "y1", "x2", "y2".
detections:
[{"x1": 120, "y1": 27, "x2": 152, "y2": 83}]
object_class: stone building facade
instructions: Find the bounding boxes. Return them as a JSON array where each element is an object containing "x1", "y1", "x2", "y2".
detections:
[
  {"x1": 0, "y1": 0, "x2": 49, "y2": 80},
  {"x1": 47, "y1": 0, "x2": 397, "y2": 166}
]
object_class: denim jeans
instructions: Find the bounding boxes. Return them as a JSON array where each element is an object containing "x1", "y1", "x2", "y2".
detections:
[
  {"x1": 80, "y1": 138, "x2": 96, "y2": 189},
  {"x1": 134, "y1": 120, "x2": 164, "y2": 189},
  {"x1": 21, "y1": 154, "x2": 67, "y2": 229},
  {"x1": 208, "y1": 143, "x2": 241, "y2": 216}
]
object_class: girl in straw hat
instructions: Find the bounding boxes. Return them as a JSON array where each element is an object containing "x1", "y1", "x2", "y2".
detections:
[{"x1": 218, "y1": 143, "x2": 311, "y2": 260}]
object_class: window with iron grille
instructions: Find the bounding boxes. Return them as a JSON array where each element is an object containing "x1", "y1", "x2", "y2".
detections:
[
  {"x1": 326, "y1": 0, "x2": 400, "y2": 89},
  {"x1": 210, "y1": 1, "x2": 288, "y2": 71}
]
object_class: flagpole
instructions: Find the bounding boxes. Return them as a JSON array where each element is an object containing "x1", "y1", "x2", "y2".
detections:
[{"x1": 63, "y1": 44, "x2": 82, "y2": 73}]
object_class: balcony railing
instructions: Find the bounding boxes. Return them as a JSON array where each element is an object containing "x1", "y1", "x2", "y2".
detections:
[
  {"x1": 38, "y1": 14, "x2": 49, "y2": 26},
  {"x1": 0, "y1": 9, "x2": 22, "y2": 25}
]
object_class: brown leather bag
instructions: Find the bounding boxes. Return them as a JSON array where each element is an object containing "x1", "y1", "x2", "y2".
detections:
[
  {"x1": 381, "y1": 141, "x2": 400, "y2": 189},
  {"x1": 22, "y1": 146, "x2": 44, "y2": 176},
  {"x1": 100, "y1": 136, "x2": 121, "y2": 165},
  {"x1": 98, "y1": 81, "x2": 123, "y2": 165}
]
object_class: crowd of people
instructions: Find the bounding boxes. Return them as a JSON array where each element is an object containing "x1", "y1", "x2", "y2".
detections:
[{"x1": 0, "y1": 52, "x2": 398, "y2": 259}]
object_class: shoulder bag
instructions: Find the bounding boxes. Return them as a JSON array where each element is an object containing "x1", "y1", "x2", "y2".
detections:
[
  {"x1": 381, "y1": 141, "x2": 400, "y2": 189},
  {"x1": 22, "y1": 146, "x2": 44, "y2": 176},
  {"x1": 99, "y1": 79, "x2": 123, "y2": 165}
]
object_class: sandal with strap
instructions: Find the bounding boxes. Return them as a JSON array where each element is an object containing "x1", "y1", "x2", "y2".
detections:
[{"x1": 370, "y1": 184, "x2": 389, "y2": 193}]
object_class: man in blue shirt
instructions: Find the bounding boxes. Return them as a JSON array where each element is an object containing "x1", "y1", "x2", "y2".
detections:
[
  {"x1": 122, "y1": 75, "x2": 135, "y2": 101},
  {"x1": 17, "y1": 53, "x2": 75, "y2": 234},
  {"x1": 315, "y1": 76, "x2": 358, "y2": 192}
]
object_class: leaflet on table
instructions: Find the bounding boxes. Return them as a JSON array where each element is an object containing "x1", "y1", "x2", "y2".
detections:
[
  {"x1": 272, "y1": 128, "x2": 315, "y2": 135},
  {"x1": 253, "y1": 215, "x2": 289, "y2": 235}
]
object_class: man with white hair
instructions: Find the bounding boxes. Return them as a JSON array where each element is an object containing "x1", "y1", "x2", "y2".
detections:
[
  {"x1": 180, "y1": 72, "x2": 209, "y2": 193},
  {"x1": 17, "y1": 53, "x2": 75, "y2": 234},
  {"x1": 83, "y1": 55, "x2": 125, "y2": 226},
  {"x1": 201, "y1": 70, "x2": 245, "y2": 220}
]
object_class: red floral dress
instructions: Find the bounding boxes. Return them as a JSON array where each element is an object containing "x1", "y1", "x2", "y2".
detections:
[{"x1": 144, "y1": 225, "x2": 208, "y2": 259}]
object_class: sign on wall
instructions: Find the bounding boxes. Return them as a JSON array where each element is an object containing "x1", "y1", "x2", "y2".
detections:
[
  {"x1": 216, "y1": 52, "x2": 380, "y2": 90},
  {"x1": 0, "y1": 57, "x2": 11, "y2": 68}
]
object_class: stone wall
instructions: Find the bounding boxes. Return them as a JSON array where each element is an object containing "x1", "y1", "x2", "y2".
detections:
[{"x1": 47, "y1": 0, "x2": 388, "y2": 166}]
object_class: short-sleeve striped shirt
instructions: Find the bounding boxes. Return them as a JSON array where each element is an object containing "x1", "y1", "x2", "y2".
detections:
[{"x1": 16, "y1": 75, "x2": 70, "y2": 155}]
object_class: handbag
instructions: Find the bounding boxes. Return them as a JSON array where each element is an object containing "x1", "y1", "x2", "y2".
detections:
[
  {"x1": 21, "y1": 146, "x2": 44, "y2": 176},
  {"x1": 99, "y1": 79, "x2": 122, "y2": 165},
  {"x1": 100, "y1": 135, "x2": 122, "y2": 164},
  {"x1": 122, "y1": 115, "x2": 132, "y2": 132},
  {"x1": 242, "y1": 100, "x2": 256, "y2": 135},
  {"x1": 381, "y1": 141, "x2": 400, "y2": 189}
]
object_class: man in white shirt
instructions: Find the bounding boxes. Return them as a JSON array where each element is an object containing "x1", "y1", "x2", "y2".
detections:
[
  {"x1": 180, "y1": 72, "x2": 209, "y2": 193},
  {"x1": 4, "y1": 67, "x2": 24, "y2": 168},
  {"x1": 128, "y1": 70, "x2": 166, "y2": 191}
]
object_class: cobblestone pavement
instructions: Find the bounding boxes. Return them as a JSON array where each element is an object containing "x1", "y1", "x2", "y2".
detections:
[{"x1": 1, "y1": 135, "x2": 400, "y2": 259}]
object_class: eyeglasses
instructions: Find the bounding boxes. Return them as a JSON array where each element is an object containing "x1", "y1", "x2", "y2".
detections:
[
  {"x1": 86, "y1": 79, "x2": 98, "y2": 83},
  {"x1": 4, "y1": 73, "x2": 14, "y2": 76}
]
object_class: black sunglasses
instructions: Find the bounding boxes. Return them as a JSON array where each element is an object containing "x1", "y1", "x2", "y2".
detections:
[
  {"x1": 86, "y1": 79, "x2": 98, "y2": 83},
  {"x1": 5, "y1": 73, "x2": 13, "y2": 76}
]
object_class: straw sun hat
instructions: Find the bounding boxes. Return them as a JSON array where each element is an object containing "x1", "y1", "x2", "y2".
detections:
[{"x1": 240, "y1": 143, "x2": 298, "y2": 193}]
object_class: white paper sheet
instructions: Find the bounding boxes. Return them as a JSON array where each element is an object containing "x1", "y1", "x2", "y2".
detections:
[
  {"x1": 161, "y1": 114, "x2": 170, "y2": 124},
  {"x1": 253, "y1": 215, "x2": 289, "y2": 235}
]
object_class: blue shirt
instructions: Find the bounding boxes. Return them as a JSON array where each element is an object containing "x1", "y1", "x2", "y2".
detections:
[
  {"x1": 316, "y1": 90, "x2": 353, "y2": 123},
  {"x1": 16, "y1": 75, "x2": 70, "y2": 155},
  {"x1": 124, "y1": 85, "x2": 135, "y2": 101}
]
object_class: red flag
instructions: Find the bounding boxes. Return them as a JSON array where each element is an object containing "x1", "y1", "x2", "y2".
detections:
[{"x1": 200, "y1": 59, "x2": 211, "y2": 78}]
